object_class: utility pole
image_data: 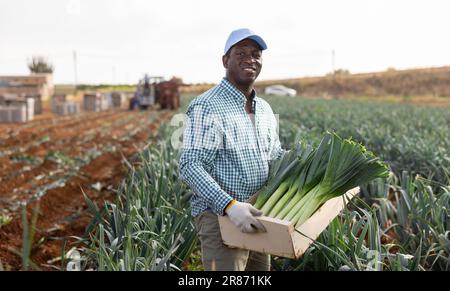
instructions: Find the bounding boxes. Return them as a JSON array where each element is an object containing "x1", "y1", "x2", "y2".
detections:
[
  {"x1": 73, "y1": 50, "x2": 78, "y2": 92},
  {"x1": 331, "y1": 49, "x2": 337, "y2": 99},
  {"x1": 331, "y1": 49, "x2": 336, "y2": 74}
]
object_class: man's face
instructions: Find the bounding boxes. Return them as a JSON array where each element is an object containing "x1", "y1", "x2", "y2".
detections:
[{"x1": 223, "y1": 38, "x2": 262, "y2": 85}]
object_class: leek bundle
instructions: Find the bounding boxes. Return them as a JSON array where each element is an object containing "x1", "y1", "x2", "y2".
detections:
[{"x1": 255, "y1": 132, "x2": 389, "y2": 228}]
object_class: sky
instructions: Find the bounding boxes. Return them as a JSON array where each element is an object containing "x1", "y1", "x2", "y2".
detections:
[{"x1": 1, "y1": 0, "x2": 450, "y2": 84}]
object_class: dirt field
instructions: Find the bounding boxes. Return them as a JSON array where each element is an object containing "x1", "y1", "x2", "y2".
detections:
[{"x1": 0, "y1": 105, "x2": 173, "y2": 270}]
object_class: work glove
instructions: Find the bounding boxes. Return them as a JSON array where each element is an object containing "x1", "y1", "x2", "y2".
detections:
[{"x1": 225, "y1": 201, "x2": 266, "y2": 233}]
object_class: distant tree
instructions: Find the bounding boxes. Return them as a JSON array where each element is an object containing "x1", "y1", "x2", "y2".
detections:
[
  {"x1": 327, "y1": 68, "x2": 350, "y2": 76},
  {"x1": 28, "y1": 56, "x2": 54, "y2": 74},
  {"x1": 334, "y1": 69, "x2": 350, "y2": 75}
]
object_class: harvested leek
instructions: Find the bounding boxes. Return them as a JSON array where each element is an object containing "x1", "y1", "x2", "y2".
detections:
[{"x1": 255, "y1": 132, "x2": 389, "y2": 228}]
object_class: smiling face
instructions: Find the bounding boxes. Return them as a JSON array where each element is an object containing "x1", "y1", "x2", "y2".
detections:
[{"x1": 222, "y1": 38, "x2": 263, "y2": 87}]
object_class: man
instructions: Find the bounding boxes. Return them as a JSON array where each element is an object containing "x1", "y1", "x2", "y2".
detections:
[{"x1": 179, "y1": 28, "x2": 284, "y2": 271}]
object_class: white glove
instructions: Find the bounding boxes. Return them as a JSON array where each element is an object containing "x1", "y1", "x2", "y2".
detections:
[{"x1": 225, "y1": 201, "x2": 266, "y2": 233}]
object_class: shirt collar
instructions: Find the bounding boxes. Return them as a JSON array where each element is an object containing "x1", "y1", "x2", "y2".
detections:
[{"x1": 220, "y1": 78, "x2": 256, "y2": 104}]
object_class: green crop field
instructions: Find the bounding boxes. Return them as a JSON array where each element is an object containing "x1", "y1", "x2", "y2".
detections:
[{"x1": 78, "y1": 95, "x2": 449, "y2": 271}]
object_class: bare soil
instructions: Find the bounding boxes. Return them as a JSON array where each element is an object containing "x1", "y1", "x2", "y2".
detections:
[{"x1": 0, "y1": 104, "x2": 173, "y2": 270}]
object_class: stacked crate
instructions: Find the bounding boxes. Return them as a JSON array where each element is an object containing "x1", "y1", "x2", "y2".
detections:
[
  {"x1": 51, "y1": 94, "x2": 80, "y2": 115},
  {"x1": 0, "y1": 106, "x2": 27, "y2": 123},
  {"x1": 0, "y1": 95, "x2": 34, "y2": 123},
  {"x1": 26, "y1": 98, "x2": 34, "y2": 120},
  {"x1": 25, "y1": 94, "x2": 42, "y2": 115},
  {"x1": 83, "y1": 93, "x2": 109, "y2": 112},
  {"x1": 54, "y1": 101, "x2": 80, "y2": 115},
  {"x1": 111, "y1": 92, "x2": 125, "y2": 108},
  {"x1": 51, "y1": 94, "x2": 67, "y2": 112}
]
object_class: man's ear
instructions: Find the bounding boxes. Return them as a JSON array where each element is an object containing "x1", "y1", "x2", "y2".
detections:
[{"x1": 222, "y1": 54, "x2": 229, "y2": 69}]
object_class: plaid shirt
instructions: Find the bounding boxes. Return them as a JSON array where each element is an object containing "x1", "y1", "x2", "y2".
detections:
[{"x1": 179, "y1": 78, "x2": 284, "y2": 217}]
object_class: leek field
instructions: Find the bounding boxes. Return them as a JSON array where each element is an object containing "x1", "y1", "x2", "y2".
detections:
[{"x1": 79, "y1": 95, "x2": 449, "y2": 271}]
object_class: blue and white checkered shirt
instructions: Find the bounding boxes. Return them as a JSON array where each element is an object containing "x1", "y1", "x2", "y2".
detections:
[{"x1": 179, "y1": 78, "x2": 284, "y2": 217}]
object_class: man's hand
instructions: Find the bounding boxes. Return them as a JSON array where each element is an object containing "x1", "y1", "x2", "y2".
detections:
[{"x1": 225, "y1": 201, "x2": 266, "y2": 233}]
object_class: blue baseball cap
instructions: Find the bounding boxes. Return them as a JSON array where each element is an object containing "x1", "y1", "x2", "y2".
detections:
[{"x1": 224, "y1": 28, "x2": 267, "y2": 55}]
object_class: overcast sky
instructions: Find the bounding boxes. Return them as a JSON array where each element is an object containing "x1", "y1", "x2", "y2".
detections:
[{"x1": 1, "y1": 0, "x2": 450, "y2": 84}]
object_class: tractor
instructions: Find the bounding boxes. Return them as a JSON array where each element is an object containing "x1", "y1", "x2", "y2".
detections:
[
  {"x1": 155, "y1": 80, "x2": 180, "y2": 110},
  {"x1": 130, "y1": 75, "x2": 180, "y2": 110}
]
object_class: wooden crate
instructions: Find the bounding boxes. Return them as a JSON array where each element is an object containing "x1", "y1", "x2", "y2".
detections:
[
  {"x1": 83, "y1": 93, "x2": 109, "y2": 112},
  {"x1": 218, "y1": 187, "x2": 359, "y2": 259},
  {"x1": 111, "y1": 92, "x2": 125, "y2": 108},
  {"x1": 52, "y1": 94, "x2": 67, "y2": 103},
  {"x1": 54, "y1": 102, "x2": 80, "y2": 115},
  {"x1": 0, "y1": 97, "x2": 34, "y2": 122},
  {"x1": 25, "y1": 94, "x2": 42, "y2": 115},
  {"x1": 51, "y1": 94, "x2": 67, "y2": 112},
  {"x1": 25, "y1": 98, "x2": 34, "y2": 121},
  {"x1": 0, "y1": 105, "x2": 27, "y2": 123}
]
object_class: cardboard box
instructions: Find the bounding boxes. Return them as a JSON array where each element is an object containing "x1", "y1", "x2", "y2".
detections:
[{"x1": 218, "y1": 187, "x2": 359, "y2": 259}]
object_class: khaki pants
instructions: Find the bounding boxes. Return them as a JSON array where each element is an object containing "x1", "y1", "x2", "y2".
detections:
[{"x1": 194, "y1": 211, "x2": 271, "y2": 271}]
